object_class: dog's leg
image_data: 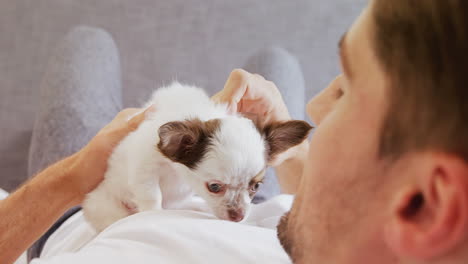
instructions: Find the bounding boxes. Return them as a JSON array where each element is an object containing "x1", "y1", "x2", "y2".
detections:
[
  {"x1": 83, "y1": 183, "x2": 132, "y2": 232},
  {"x1": 132, "y1": 183, "x2": 163, "y2": 212}
]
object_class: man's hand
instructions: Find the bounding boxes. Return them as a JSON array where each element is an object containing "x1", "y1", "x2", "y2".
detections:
[
  {"x1": 68, "y1": 107, "x2": 154, "y2": 204},
  {"x1": 0, "y1": 106, "x2": 153, "y2": 264},
  {"x1": 212, "y1": 69, "x2": 292, "y2": 125}
]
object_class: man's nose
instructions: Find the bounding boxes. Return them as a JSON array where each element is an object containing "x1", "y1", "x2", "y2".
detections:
[
  {"x1": 227, "y1": 209, "x2": 244, "y2": 222},
  {"x1": 307, "y1": 75, "x2": 343, "y2": 126}
]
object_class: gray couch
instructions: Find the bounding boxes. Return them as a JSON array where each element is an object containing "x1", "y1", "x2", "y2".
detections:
[{"x1": 0, "y1": 0, "x2": 366, "y2": 191}]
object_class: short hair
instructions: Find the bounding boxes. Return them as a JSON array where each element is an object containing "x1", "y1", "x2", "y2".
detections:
[{"x1": 372, "y1": 0, "x2": 468, "y2": 161}]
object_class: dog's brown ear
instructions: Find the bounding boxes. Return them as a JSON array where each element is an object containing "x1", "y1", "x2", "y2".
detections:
[
  {"x1": 262, "y1": 120, "x2": 313, "y2": 163},
  {"x1": 158, "y1": 119, "x2": 220, "y2": 169}
]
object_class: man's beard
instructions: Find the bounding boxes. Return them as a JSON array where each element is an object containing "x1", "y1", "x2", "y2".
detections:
[{"x1": 277, "y1": 211, "x2": 297, "y2": 262}]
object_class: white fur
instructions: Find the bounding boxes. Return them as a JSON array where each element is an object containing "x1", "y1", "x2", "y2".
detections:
[{"x1": 83, "y1": 82, "x2": 267, "y2": 232}]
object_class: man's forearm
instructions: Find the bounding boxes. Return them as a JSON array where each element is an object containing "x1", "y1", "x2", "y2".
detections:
[
  {"x1": 0, "y1": 155, "x2": 79, "y2": 264},
  {"x1": 275, "y1": 141, "x2": 309, "y2": 194}
]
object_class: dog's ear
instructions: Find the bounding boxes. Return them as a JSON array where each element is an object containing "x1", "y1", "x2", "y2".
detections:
[
  {"x1": 157, "y1": 118, "x2": 220, "y2": 169},
  {"x1": 261, "y1": 120, "x2": 313, "y2": 164}
]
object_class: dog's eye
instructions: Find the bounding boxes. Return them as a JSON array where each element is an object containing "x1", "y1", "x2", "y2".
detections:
[
  {"x1": 250, "y1": 182, "x2": 262, "y2": 193},
  {"x1": 207, "y1": 183, "x2": 224, "y2": 193}
]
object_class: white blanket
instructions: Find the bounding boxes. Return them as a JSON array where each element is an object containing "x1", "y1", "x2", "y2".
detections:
[
  {"x1": 31, "y1": 195, "x2": 293, "y2": 264},
  {"x1": 0, "y1": 188, "x2": 8, "y2": 200}
]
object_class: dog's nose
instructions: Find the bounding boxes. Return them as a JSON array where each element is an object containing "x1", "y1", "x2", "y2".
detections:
[{"x1": 227, "y1": 209, "x2": 244, "y2": 222}]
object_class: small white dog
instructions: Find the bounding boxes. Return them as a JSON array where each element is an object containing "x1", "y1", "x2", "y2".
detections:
[{"x1": 83, "y1": 82, "x2": 311, "y2": 232}]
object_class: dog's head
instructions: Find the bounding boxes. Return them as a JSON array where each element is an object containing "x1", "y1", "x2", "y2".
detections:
[{"x1": 157, "y1": 116, "x2": 312, "y2": 222}]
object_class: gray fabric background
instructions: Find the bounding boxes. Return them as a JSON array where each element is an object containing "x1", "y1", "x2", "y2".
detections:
[{"x1": 0, "y1": 0, "x2": 366, "y2": 191}]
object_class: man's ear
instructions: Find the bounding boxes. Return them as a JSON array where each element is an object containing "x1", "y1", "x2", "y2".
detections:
[
  {"x1": 157, "y1": 119, "x2": 220, "y2": 169},
  {"x1": 384, "y1": 153, "x2": 468, "y2": 261},
  {"x1": 262, "y1": 120, "x2": 312, "y2": 164}
]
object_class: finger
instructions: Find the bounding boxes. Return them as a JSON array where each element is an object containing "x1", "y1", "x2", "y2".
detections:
[
  {"x1": 223, "y1": 69, "x2": 250, "y2": 103},
  {"x1": 115, "y1": 108, "x2": 141, "y2": 122},
  {"x1": 210, "y1": 91, "x2": 224, "y2": 103},
  {"x1": 247, "y1": 75, "x2": 274, "y2": 99},
  {"x1": 127, "y1": 105, "x2": 156, "y2": 130},
  {"x1": 213, "y1": 69, "x2": 251, "y2": 114},
  {"x1": 253, "y1": 73, "x2": 266, "y2": 80},
  {"x1": 106, "y1": 105, "x2": 155, "y2": 142},
  {"x1": 144, "y1": 104, "x2": 157, "y2": 118}
]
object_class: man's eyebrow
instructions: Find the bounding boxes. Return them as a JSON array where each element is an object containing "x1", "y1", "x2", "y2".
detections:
[{"x1": 339, "y1": 32, "x2": 353, "y2": 79}]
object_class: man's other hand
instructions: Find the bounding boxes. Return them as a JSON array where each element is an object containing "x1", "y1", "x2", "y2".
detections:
[{"x1": 68, "y1": 106, "x2": 155, "y2": 204}]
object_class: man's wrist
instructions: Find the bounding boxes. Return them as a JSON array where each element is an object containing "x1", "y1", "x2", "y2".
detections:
[
  {"x1": 40, "y1": 154, "x2": 83, "y2": 207},
  {"x1": 0, "y1": 154, "x2": 81, "y2": 264}
]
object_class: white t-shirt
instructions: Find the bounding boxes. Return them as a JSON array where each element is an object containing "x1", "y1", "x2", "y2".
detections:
[{"x1": 30, "y1": 195, "x2": 293, "y2": 264}]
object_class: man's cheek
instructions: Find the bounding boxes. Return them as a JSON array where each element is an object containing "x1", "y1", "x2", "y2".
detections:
[{"x1": 307, "y1": 126, "x2": 347, "y2": 181}]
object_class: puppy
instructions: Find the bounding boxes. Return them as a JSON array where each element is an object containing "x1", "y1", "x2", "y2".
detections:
[{"x1": 83, "y1": 82, "x2": 312, "y2": 232}]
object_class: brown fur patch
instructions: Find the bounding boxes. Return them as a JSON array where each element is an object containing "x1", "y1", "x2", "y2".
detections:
[
  {"x1": 259, "y1": 120, "x2": 313, "y2": 162},
  {"x1": 157, "y1": 118, "x2": 221, "y2": 169}
]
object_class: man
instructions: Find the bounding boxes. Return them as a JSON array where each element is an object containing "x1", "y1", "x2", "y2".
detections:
[
  {"x1": 2, "y1": 0, "x2": 468, "y2": 264},
  {"x1": 273, "y1": 1, "x2": 468, "y2": 263}
]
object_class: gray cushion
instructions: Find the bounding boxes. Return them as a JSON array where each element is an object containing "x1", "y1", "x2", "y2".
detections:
[{"x1": 0, "y1": 0, "x2": 366, "y2": 191}]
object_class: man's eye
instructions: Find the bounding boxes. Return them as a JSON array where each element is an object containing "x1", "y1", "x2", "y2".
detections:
[{"x1": 207, "y1": 183, "x2": 224, "y2": 193}]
